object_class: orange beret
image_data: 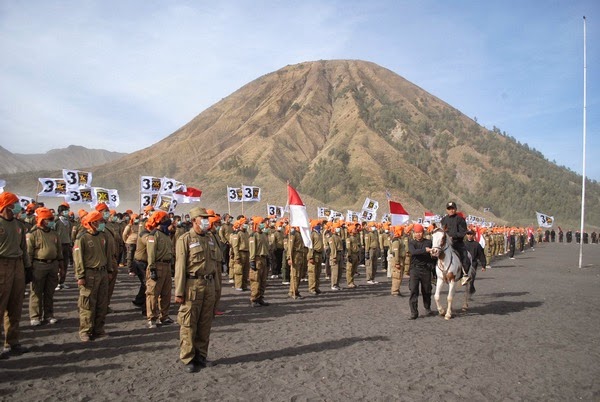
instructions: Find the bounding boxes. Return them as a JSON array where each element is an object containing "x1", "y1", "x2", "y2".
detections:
[
  {"x1": 125, "y1": 209, "x2": 133, "y2": 215},
  {"x1": 82, "y1": 210, "x2": 102, "y2": 230},
  {"x1": 143, "y1": 205, "x2": 154, "y2": 213},
  {"x1": 95, "y1": 203, "x2": 109, "y2": 212},
  {"x1": 35, "y1": 207, "x2": 54, "y2": 226},
  {"x1": 109, "y1": 209, "x2": 117, "y2": 216},
  {"x1": 60, "y1": 201, "x2": 70, "y2": 208},
  {"x1": 394, "y1": 226, "x2": 404, "y2": 237},
  {"x1": 78, "y1": 209, "x2": 88, "y2": 219},
  {"x1": 413, "y1": 223, "x2": 424, "y2": 233},
  {"x1": 26, "y1": 203, "x2": 37, "y2": 213},
  {"x1": 146, "y1": 210, "x2": 168, "y2": 231},
  {"x1": 0, "y1": 192, "x2": 18, "y2": 212}
]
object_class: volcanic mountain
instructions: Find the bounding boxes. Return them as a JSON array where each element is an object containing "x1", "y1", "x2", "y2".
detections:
[{"x1": 8, "y1": 60, "x2": 600, "y2": 227}]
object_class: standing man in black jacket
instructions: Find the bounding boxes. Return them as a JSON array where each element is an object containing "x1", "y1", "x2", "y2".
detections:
[
  {"x1": 464, "y1": 230, "x2": 487, "y2": 295},
  {"x1": 408, "y1": 224, "x2": 434, "y2": 320},
  {"x1": 440, "y1": 202, "x2": 471, "y2": 285}
]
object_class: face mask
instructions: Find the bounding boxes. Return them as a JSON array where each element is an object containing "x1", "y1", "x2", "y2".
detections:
[
  {"x1": 46, "y1": 221, "x2": 56, "y2": 230},
  {"x1": 134, "y1": 219, "x2": 140, "y2": 224},
  {"x1": 314, "y1": 225, "x2": 322, "y2": 234},
  {"x1": 259, "y1": 223, "x2": 265, "y2": 230},
  {"x1": 97, "y1": 222, "x2": 106, "y2": 232},
  {"x1": 290, "y1": 228, "x2": 296, "y2": 234},
  {"x1": 112, "y1": 216, "x2": 119, "y2": 223},
  {"x1": 103, "y1": 211, "x2": 110, "y2": 220},
  {"x1": 335, "y1": 228, "x2": 341, "y2": 234},
  {"x1": 242, "y1": 224, "x2": 249, "y2": 231},
  {"x1": 61, "y1": 210, "x2": 69, "y2": 217},
  {"x1": 371, "y1": 227, "x2": 377, "y2": 232},
  {"x1": 277, "y1": 227, "x2": 282, "y2": 231},
  {"x1": 11, "y1": 203, "x2": 23, "y2": 214},
  {"x1": 385, "y1": 230, "x2": 389, "y2": 233},
  {"x1": 177, "y1": 221, "x2": 182, "y2": 227},
  {"x1": 200, "y1": 218, "x2": 210, "y2": 231}
]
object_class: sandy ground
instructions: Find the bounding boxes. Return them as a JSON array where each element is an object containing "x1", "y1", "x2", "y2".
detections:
[{"x1": 1, "y1": 242, "x2": 599, "y2": 401}]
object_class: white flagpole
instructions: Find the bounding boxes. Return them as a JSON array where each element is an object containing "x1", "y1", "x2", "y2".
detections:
[{"x1": 579, "y1": 16, "x2": 587, "y2": 269}]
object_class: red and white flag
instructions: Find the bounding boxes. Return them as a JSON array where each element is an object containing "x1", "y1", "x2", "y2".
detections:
[
  {"x1": 174, "y1": 187, "x2": 202, "y2": 204},
  {"x1": 389, "y1": 200, "x2": 410, "y2": 225},
  {"x1": 287, "y1": 184, "x2": 312, "y2": 248}
]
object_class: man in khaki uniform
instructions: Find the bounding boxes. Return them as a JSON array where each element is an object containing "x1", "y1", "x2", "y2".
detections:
[
  {"x1": 249, "y1": 216, "x2": 269, "y2": 306},
  {"x1": 345, "y1": 224, "x2": 360, "y2": 289},
  {"x1": 307, "y1": 220, "x2": 324, "y2": 295},
  {"x1": 55, "y1": 202, "x2": 72, "y2": 290},
  {"x1": 175, "y1": 207, "x2": 218, "y2": 373},
  {"x1": 231, "y1": 217, "x2": 250, "y2": 291},
  {"x1": 0, "y1": 192, "x2": 31, "y2": 358},
  {"x1": 390, "y1": 226, "x2": 406, "y2": 296},
  {"x1": 364, "y1": 223, "x2": 381, "y2": 284},
  {"x1": 94, "y1": 203, "x2": 119, "y2": 312},
  {"x1": 141, "y1": 210, "x2": 174, "y2": 328},
  {"x1": 268, "y1": 220, "x2": 284, "y2": 279},
  {"x1": 26, "y1": 207, "x2": 63, "y2": 326},
  {"x1": 328, "y1": 223, "x2": 343, "y2": 290},
  {"x1": 73, "y1": 210, "x2": 114, "y2": 342},
  {"x1": 287, "y1": 226, "x2": 304, "y2": 299}
]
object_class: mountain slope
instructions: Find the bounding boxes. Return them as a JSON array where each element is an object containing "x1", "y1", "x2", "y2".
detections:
[{"x1": 5, "y1": 60, "x2": 599, "y2": 227}]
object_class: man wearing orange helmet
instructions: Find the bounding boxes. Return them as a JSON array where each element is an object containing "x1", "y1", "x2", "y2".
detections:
[
  {"x1": 0, "y1": 192, "x2": 32, "y2": 358},
  {"x1": 73, "y1": 210, "x2": 114, "y2": 341},
  {"x1": 364, "y1": 223, "x2": 381, "y2": 284},
  {"x1": 345, "y1": 224, "x2": 360, "y2": 289},
  {"x1": 249, "y1": 217, "x2": 269, "y2": 306},
  {"x1": 390, "y1": 226, "x2": 406, "y2": 296},
  {"x1": 26, "y1": 207, "x2": 63, "y2": 326}
]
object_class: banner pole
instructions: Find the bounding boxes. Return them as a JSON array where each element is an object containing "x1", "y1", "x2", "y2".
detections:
[{"x1": 579, "y1": 16, "x2": 587, "y2": 269}]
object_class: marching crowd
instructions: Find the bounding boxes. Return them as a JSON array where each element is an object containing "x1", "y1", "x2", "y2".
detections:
[{"x1": 0, "y1": 191, "x2": 597, "y2": 372}]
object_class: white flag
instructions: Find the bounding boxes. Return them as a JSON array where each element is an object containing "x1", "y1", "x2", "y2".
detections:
[
  {"x1": 242, "y1": 185, "x2": 261, "y2": 201},
  {"x1": 108, "y1": 189, "x2": 120, "y2": 208},
  {"x1": 362, "y1": 197, "x2": 379, "y2": 212},
  {"x1": 160, "y1": 177, "x2": 186, "y2": 194},
  {"x1": 267, "y1": 205, "x2": 284, "y2": 218},
  {"x1": 0, "y1": 179, "x2": 5, "y2": 193},
  {"x1": 38, "y1": 178, "x2": 67, "y2": 197},
  {"x1": 347, "y1": 210, "x2": 360, "y2": 222},
  {"x1": 360, "y1": 209, "x2": 377, "y2": 222},
  {"x1": 140, "y1": 176, "x2": 162, "y2": 193},
  {"x1": 62, "y1": 169, "x2": 92, "y2": 188},
  {"x1": 536, "y1": 211, "x2": 554, "y2": 228},
  {"x1": 156, "y1": 194, "x2": 177, "y2": 213},
  {"x1": 141, "y1": 193, "x2": 159, "y2": 211},
  {"x1": 317, "y1": 207, "x2": 331, "y2": 219},
  {"x1": 65, "y1": 188, "x2": 94, "y2": 204},
  {"x1": 227, "y1": 187, "x2": 243, "y2": 203},
  {"x1": 17, "y1": 195, "x2": 35, "y2": 209}
]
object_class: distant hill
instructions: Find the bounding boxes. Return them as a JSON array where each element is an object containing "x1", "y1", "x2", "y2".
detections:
[
  {"x1": 0, "y1": 145, "x2": 125, "y2": 174},
  {"x1": 3, "y1": 60, "x2": 599, "y2": 228}
]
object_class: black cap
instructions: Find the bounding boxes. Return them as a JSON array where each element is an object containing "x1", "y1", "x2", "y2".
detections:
[{"x1": 446, "y1": 201, "x2": 457, "y2": 210}]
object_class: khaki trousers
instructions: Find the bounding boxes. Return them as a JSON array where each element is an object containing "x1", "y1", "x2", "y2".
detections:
[
  {"x1": 78, "y1": 268, "x2": 109, "y2": 337},
  {"x1": 146, "y1": 262, "x2": 172, "y2": 321},
  {"x1": 29, "y1": 260, "x2": 58, "y2": 321},
  {"x1": 0, "y1": 258, "x2": 25, "y2": 347},
  {"x1": 250, "y1": 256, "x2": 268, "y2": 302},
  {"x1": 307, "y1": 254, "x2": 322, "y2": 292},
  {"x1": 178, "y1": 278, "x2": 215, "y2": 364}
]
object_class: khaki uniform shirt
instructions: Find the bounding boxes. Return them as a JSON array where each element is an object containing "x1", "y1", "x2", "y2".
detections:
[
  {"x1": 27, "y1": 226, "x2": 63, "y2": 262},
  {"x1": 142, "y1": 229, "x2": 173, "y2": 271},
  {"x1": 308, "y1": 230, "x2": 323, "y2": 259},
  {"x1": 365, "y1": 230, "x2": 380, "y2": 250},
  {"x1": 219, "y1": 223, "x2": 233, "y2": 245},
  {"x1": 73, "y1": 231, "x2": 113, "y2": 279},
  {"x1": 174, "y1": 229, "x2": 219, "y2": 297},
  {"x1": 346, "y1": 234, "x2": 360, "y2": 255},
  {"x1": 0, "y1": 217, "x2": 30, "y2": 266},
  {"x1": 231, "y1": 230, "x2": 249, "y2": 262},
  {"x1": 56, "y1": 217, "x2": 73, "y2": 244},
  {"x1": 391, "y1": 238, "x2": 405, "y2": 267},
  {"x1": 249, "y1": 231, "x2": 269, "y2": 260},
  {"x1": 328, "y1": 233, "x2": 343, "y2": 261}
]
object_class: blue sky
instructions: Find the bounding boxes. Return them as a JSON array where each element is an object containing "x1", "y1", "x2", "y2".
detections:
[{"x1": 1, "y1": 1, "x2": 598, "y2": 180}]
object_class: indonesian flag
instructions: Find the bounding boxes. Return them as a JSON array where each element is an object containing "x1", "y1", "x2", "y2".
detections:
[
  {"x1": 424, "y1": 211, "x2": 435, "y2": 218},
  {"x1": 476, "y1": 226, "x2": 486, "y2": 248},
  {"x1": 174, "y1": 187, "x2": 202, "y2": 204},
  {"x1": 287, "y1": 184, "x2": 312, "y2": 248},
  {"x1": 389, "y1": 200, "x2": 410, "y2": 225}
]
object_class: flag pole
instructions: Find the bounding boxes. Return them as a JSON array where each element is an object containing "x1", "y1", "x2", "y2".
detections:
[
  {"x1": 241, "y1": 183, "x2": 245, "y2": 216},
  {"x1": 227, "y1": 186, "x2": 231, "y2": 216},
  {"x1": 579, "y1": 16, "x2": 587, "y2": 269}
]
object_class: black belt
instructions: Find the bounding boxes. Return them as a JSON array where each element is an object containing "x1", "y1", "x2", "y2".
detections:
[
  {"x1": 157, "y1": 260, "x2": 172, "y2": 264},
  {"x1": 33, "y1": 258, "x2": 57, "y2": 264},
  {"x1": 88, "y1": 265, "x2": 107, "y2": 271},
  {"x1": 187, "y1": 273, "x2": 214, "y2": 280}
]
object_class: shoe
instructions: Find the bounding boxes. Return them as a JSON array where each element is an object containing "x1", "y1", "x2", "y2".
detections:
[
  {"x1": 347, "y1": 284, "x2": 357, "y2": 289},
  {"x1": 315, "y1": 289, "x2": 322, "y2": 294},
  {"x1": 325, "y1": 276, "x2": 330, "y2": 280},
  {"x1": 147, "y1": 320, "x2": 157, "y2": 329},
  {"x1": 367, "y1": 280, "x2": 375, "y2": 284},
  {"x1": 250, "y1": 301, "x2": 261, "y2": 307},
  {"x1": 160, "y1": 317, "x2": 174, "y2": 325},
  {"x1": 195, "y1": 355, "x2": 213, "y2": 368},
  {"x1": 30, "y1": 319, "x2": 42, "y2": 327},
  {"x1": 184, "y1": 362, "x2": 199, "y2": 373},
  {"x1": 486, "y1": 265, "x2": 492, "y2": 269},
  {"x1": 55, "y1": 284, "x2": 63, "y2": 291},
  {"x1": 391, "y1": 292, "x2": 400, "y2": 296},
  {"x1": 424, "y1": 309, "x2": 434, "y2": 316},
  {"x1": 234, "y1": 288, "x2": 243, "y2": 291},
  {"x1": 331, "y1": 285, "x2": 340, "y2": 291},
  {"x1": 308, "y1": 291, "x2": 318, "y2": 296},
  {"x1": 47, "y1": 317, "x2": 58, "y2": 325},
  {"x1": 93, "y1": 331, "x2": 108, "y2": 339},
  {"x1": 409, "y1": 315, "x2": 418, "y2": 320},
  {"x1": 5, "y1": 344, "x2": 29, "y2": 355},
  {"x1": 510, "y1": 257, "x2": 515, "y2": 260},
  {"x1": 80, "y1": 334, "x2": 91, "y2": 342},
  {"x1": 281, "y1": 281, "x2": 290, "y2": 285},
  {"x1": 460, "y1": 276, "x2": 471, "y2": 286},
  {"x1": 228, "y1": 279, "x2": 234, "y2": 283},
  {"x1": 257, "y1": 299, "x2": 270, "y2": 306},
  {"x1": 214, "y1": 310, "x2": 225, "y2": 316},
  {"x1": 132, "y1": 300, "x2": 144, "y2": 307}
]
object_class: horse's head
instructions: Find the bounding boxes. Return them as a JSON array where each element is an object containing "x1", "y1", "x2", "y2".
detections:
[{"x1": 430, "y1": 227, "x2": 450, "y2": 258}]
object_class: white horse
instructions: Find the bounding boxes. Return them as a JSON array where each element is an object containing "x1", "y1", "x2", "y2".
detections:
[{"x1": 430, "y1": 228, "x2": 466, "y2": 320}]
